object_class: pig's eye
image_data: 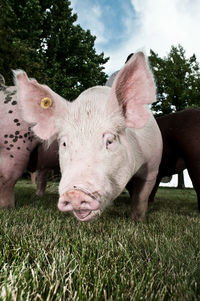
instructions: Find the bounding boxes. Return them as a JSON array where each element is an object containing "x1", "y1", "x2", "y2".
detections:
[
  {"x1": 63, "y1": 142, "x2": 66, "y2": 147},
  {"x1": 103, "y1": 133, "x2": 116, "y2": 149}
]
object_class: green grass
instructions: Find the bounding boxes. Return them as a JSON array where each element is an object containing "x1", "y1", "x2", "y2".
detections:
[{"x1": 0, "y1": 180, "x2": 200, "y2": 300}]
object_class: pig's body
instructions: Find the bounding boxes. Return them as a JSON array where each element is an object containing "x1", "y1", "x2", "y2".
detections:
[
  {"x1": 28, "y1": 140, "x2": 60, "y2": 196},
  {"x1": 149, "y1": 108, "x2": 200, "y2": 211},
  {"x1": 0, "y1": 82, "x2": 38, "y2": 208},
  {"x1": 15, "y1": 52, "x2": 162, "y2": 221}
]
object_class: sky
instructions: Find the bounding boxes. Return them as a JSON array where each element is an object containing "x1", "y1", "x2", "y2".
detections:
[
  {"x1": 69, "y1": 0, "x2": 198, "y2": 187},
  {"x1": 70, "y1": 0, "x2": 200, "y2": 76}
]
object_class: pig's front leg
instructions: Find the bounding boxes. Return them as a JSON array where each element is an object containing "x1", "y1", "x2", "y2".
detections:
[
  {"x1": 0, "y1": 150, "x2": 31, "y2": 208},
  {"x1": 36, "y1": 169, "x2": 48, "y2": 197},
  {"x1": 129, "y1": 177, "x2": 157, "y2": 221},
  {"x1": 0, "y1": 179, "x2": 15, "y2": 208},
  {"x1": 148, "y1": 174, "x2": 162, "y2": 204}
]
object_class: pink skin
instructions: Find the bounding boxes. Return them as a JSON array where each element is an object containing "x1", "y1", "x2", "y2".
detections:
[
  {"x1": 15, "y1": 52, "x2": 162, "y2": 222},
  {"x1": 0, "y1": 83, "x2": 38, "y2": 208}
]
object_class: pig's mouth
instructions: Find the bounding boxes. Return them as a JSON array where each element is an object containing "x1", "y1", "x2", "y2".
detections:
[
  {"x1": 73, "y1": 210, "x2": 92, "y2": 221},
  {"x1": 73, "y1": 209, "x2": 100, "y2": 221}
]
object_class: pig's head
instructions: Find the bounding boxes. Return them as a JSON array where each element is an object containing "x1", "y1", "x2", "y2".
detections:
[{"x1": 15, "y1": 52, "x2": 156, "y2": 221}]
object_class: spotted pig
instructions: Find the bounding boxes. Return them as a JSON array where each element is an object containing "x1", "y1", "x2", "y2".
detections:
[{"x1": 0, "y1": 76, "x2": 38, "y2": 208}]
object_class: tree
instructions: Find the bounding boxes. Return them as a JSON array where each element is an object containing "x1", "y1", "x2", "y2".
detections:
[
  {"x1": 149, "y1": 44, "x2": 200, "y2": 116},
  {"x1": 149, "y1": 45, "x2": 200, "y2": 188},
  {"x1": 0, "y1": 0, "x2": 45, "y2": 85},
  {"x1": 0, "y1": 0, "x2": 108, "y2": 100}
]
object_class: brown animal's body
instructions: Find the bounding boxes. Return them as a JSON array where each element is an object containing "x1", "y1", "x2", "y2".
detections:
[{"x1": 149, "y1": 108, "x2": 200, "y2": 210}]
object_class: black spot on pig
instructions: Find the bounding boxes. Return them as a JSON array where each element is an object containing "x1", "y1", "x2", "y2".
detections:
[
  {"x1": 4, "y1": 95, "x2": 12, "y2": 104},
  {"x1": 4, "y1": 89, "x2": 10, "y2": 95},
  {"x1": 10, "y1": 90, "x2": 16, "y2": 96}
]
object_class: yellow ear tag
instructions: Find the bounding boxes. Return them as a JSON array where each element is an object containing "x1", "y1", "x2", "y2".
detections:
[{"x1": 41, "y1": 97, "x2": 52, "y2": 109}]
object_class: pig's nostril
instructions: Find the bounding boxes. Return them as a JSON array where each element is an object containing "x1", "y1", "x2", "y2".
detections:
[
  {"x1": 81, "y1": 200, "x2": 87, "y2": 205},
  {"x1": 64, "y1": 201, "x2": 70, "y2": 206}
]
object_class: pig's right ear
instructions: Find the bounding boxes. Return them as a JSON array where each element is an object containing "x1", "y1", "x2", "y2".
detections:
[
  {"x1": 14, "y1": 70, "x2": 68, "y2": 140},
  {"x1": 109, "y1": 52, "x2": 156, "y2": 129}
]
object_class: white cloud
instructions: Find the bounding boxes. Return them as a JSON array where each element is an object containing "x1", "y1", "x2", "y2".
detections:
[
  {"x1": 90, "y1": 6, "x2": 107, "y2": 44},
  {"x1": 130, "y1": 0, "x2": 200, "y2": 56},
  {"x1": 105, "y1": 0, "x2": 200, "y2": 74}
]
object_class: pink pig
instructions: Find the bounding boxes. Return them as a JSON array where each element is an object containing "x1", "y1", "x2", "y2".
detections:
[{"x1": 15, "y1": 52, "x2": 162, "y2": 221}]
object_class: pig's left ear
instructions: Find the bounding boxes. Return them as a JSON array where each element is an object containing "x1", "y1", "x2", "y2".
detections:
[
  {"x1": 14, "y1": 70, "x2": 68, "y2": 140},
  {"x1": 110, "y1": 52, "x2": 156, "y2": 128}
]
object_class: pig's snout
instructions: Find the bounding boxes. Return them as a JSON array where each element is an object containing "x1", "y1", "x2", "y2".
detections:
[{"x1": 58, "y1": 190, "x2": 100, "y2": 221}]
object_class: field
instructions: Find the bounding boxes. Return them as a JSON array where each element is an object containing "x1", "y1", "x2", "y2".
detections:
[{"x1": 0, "y1": 180, "x2": 200, "y2": 300}]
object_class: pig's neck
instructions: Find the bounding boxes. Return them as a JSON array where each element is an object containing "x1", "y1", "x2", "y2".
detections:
[
  {"x1": 126, "y1": 128, "x2": 144, "y2": 175},
  {"x1": 126, "y1": 114, "x2": 157, "y2": 177}
]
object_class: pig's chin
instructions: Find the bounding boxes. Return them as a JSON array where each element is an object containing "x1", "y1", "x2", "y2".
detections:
[{"x1": 73, "y1": 209, "x2": 100, "y2": 222}]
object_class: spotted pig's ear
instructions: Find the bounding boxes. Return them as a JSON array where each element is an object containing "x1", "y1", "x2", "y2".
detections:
[{"x1": 14, "y1": 70, "x2": 68, "y2": 140}]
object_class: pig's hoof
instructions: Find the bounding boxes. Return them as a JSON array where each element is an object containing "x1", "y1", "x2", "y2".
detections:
[
  {"x1": 36, "y1": 191, "x2": 44, "y2": 197},
  {"x1": 131, "y1": 211, "x2": 145, "y2": 222},
  {"x1": 148, "y1": 198, "x2": 155, "y2": 204},
  {"x1": 0, "y1": 203, "x2": 15, "y2": 209}
]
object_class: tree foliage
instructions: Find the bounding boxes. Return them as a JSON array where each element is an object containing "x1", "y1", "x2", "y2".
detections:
[
  {"x1": 149, "y1": 45, "x2": 200, "y2": 116},
  {"x1": 0, "y1": 0, "x2": 108, "y2": 100}
]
